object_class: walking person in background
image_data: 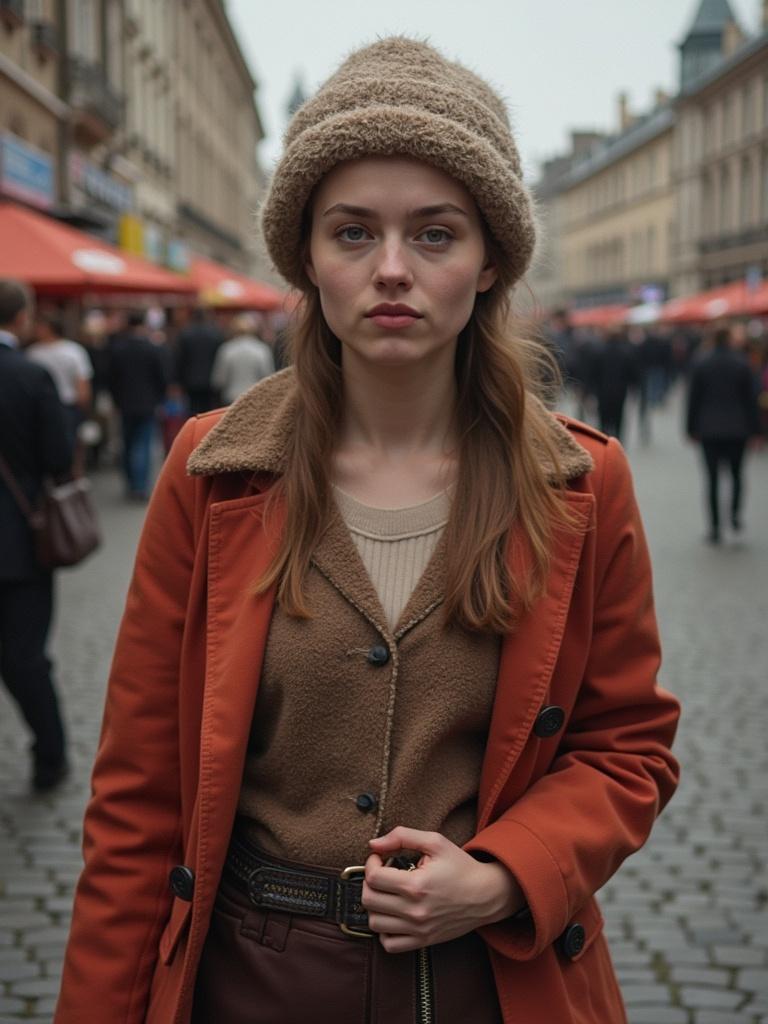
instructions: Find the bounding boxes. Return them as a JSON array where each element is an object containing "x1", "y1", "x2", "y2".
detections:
[
  {"x1": 108, "y1": 310, "x2": 168, "y2": 501},
  {"x1": 687, "y1": 325, "x2": 761, "y2": 544},
  {"x1": 56, "y1": 39, "x2": 679, "y2": 1024},
  {"x1": 590, "y1": 327, "x2": 638, "y2": 442},
  {"x1": 26, "y1": 313, "x2": 93, "y2": 452},
  {"x1": 0, "y1": 280, "x2": 73, "y2": 791},
  {"x1": 211, "y1": 312, "x2": 275, "y2": 404},
  {"x1": 174, "y1": 306, "x2": 225, "y2": 413}
]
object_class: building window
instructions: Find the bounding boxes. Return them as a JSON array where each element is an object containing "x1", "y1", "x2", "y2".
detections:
[
  {"x1": 743, "y1": 81, "x2": 755, "y2": 138},
  {"x1": 720, "y1": 164, "x2": 732, "y2": 233},
  {"x1": 701, "y1": 173, "x2": 714, "y2": 237},
  {"x1": 740, "y1": 156, "x2": 753, "y2": 228},
  {"x1": 71, "y1": 0, "x2": 97, "y2": 61}
]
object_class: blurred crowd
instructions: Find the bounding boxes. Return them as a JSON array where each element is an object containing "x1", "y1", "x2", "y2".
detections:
[
  {"x1": 26, "y1": 301, "x2": 288, "y2": 501},
  {"x1": 544, "y1": 310, "x2": 768, "y2": 447}
]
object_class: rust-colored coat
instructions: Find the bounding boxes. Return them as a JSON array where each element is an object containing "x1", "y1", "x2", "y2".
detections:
[{"x1": 55, "y1": 371, "x2": 680, "y2": 1024}]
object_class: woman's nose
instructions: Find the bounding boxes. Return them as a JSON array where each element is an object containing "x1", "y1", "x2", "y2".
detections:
[{"x1": 373, "y1": 240, "x2": 413, "y2": 289}]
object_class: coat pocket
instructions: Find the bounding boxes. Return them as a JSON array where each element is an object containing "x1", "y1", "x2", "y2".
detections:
[{"x1": 159, "y1": 897, "x2": 192, "y2": 966}]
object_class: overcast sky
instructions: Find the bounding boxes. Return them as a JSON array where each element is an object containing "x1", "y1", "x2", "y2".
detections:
[{"x1": 226, "y1": 0, "x2": 761, "y2": 180}]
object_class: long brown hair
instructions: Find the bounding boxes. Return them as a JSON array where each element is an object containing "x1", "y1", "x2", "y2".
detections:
[{"x1": 255, "y1": 257, "x2": 575, "y2": 633}]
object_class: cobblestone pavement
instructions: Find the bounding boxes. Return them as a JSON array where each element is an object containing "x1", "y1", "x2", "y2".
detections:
[{"x1": 1, "y1": 388, "x2": 766, "y2": 1023}]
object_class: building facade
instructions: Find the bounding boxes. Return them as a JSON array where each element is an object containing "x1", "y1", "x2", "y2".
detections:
[
  {"x1": 0, "y1": 0, "x2": 267, "y2": 276},
  {"x1": 0, "y1": 0, "x2": 65, "y2": 212},
  {"x1": 673, "y1": 28, "x2": 768, "y2": 295},
  {"x1": 529, "y1": 0, "x2": 768, "y2": 310},
  {"x1": 560, "y1": 105, "x2": 675, "y2": 308},
  {"x1": 173, "y1": 0, "x2": 265, "y2": 273}
]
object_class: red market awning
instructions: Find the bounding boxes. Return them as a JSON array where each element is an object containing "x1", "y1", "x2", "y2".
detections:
[
  {"x1": 661, "y1": 281, "x2": 768, "y2": 323},
  {"x1": 569, "y1": 304, "x2": 629, "y2": 328},
  {"x1": 0, "y1": 203, "x2": 197, "y2": 296},
  {"x1": 188, "y1": 257, "x2": 285, "y2": 311}
]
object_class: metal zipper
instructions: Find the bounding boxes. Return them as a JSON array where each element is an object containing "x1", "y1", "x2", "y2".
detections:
[{"x1": 416, "y1": 946, "x2": 434, "y2": 1024}]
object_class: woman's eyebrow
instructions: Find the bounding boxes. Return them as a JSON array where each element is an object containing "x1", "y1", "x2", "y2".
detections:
[
  {"x1": 321, "y1": 203, "x2": 469, "y2": 218},
  {"x1": 322, "y1": 203, "x2": 376, "y2": 218}
]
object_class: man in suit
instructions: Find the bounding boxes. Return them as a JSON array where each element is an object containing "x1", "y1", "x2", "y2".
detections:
[
  {"x1": 687, "y1": 325, "x2": 761, "y2": 544},
  {"x1": 0, "y1": 279, "x2": 73, "y2": 790}
]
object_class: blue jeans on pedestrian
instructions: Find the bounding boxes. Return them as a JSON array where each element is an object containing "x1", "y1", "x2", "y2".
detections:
[{"x1": 121, "y1": 414, "x2": 155, "y2": 496}]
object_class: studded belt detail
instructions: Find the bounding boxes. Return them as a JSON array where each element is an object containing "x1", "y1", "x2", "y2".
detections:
[{"x1": 224, "y1": 834, "x2": 373, "y2": 938}]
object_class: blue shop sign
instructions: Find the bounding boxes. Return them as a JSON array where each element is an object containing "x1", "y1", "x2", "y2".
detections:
[
  {"x1": 0, "y1": 133, "x2": 55, "y2": 208},
  {"x1": 70, "y1": 152, "x2": 133, "y2": 212}
]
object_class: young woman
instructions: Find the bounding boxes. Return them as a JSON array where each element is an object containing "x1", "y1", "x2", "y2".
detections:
[{"x1": 56, "y1": 38, "x2": 680, "y2": 1024}]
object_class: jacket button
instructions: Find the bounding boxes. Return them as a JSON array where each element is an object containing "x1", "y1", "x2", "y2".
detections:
[
  {"x1": 534, "y1": 704, "x2": 565, "y2": 738},
  {"x1": 560, "y1": 923, "x2": 586, "y2": 960},
  {"x1": 169, "y1": 865, "x2": 195, "y2": 901},
  {"x1": 366, "y1": 644, "x2": 390, "y2": 667},
  {"x1": 355, "y1": 792, "x2": 378, "y2": 813}
]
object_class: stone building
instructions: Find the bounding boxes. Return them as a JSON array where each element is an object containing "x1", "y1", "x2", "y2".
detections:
[
  {"x1": 172, "y1": 0, "x2": 266, "y2": 273},
  {"x1": 673, "y1": 5, "x2": 768, "y2": 294},
  {"x1": 529, "y1": 0, "x2": 768, "y2": 310},
  {"x1": 0, "y1": 0, "x2": 66, "y2": 213},
  {"x1": 1, "y1": 0, "x2": 267, "y2": 276}
]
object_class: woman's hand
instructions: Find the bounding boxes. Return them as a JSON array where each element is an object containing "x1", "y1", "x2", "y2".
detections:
[{"x1": 362, "y1": 826, "x2": 526, "y2": 953}]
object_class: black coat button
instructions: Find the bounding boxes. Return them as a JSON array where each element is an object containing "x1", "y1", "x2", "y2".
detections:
[
  {"x1": 560, "y1": 923, "x2": 586, "y2": 960},
  {"x1": 355, "y1": 792, "x2": 378, "y2": 813},
  {"x1": 169, "y1": 865, "x2": 195, "y2": 901},
  {"x1": 534, "y1": 704, "x2": 565, "y2": 738},
  {"x1": 366, "y1": 644, "x2": 390, "y2": 667}
]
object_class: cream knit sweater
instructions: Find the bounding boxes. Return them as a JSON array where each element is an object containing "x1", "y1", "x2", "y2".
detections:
[{"x1": 333, "y1": 486, "x2": 451, "y2": 629}]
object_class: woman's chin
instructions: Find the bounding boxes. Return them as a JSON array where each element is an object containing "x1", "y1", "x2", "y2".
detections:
[{"x1": 341, "y1": 337, "x2": 449, "y2": 370}]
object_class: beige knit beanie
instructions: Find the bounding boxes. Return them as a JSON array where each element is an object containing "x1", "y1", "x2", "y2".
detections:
[{"x1": 261, "y1": 37, "x2": 536, "y2": 289}]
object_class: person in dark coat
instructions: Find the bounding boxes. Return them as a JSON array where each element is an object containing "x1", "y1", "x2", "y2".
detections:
[
  {"x1": 588, "y1": 328, "x2": 638, "y2": 442},
  {"x1": 174, "y1": 307, "x2": 225, "y2": 414},
  {"x1": 687, "y1": 326, "x2": 761, "y2": 544},
  {"x1": 0, "y1": 279, "x2": 74, "y2": 790},
  {"x1": 108, "y1": 311, "x2": 169, "y2": 500}
]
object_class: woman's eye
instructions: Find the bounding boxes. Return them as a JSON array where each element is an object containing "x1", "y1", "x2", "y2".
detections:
[
  {"x1": 337, "y1": 225, "x2": 369, "y2": 243},
  {"x1": 419, "y1": 228, "x2": 451, "y2": 245}
]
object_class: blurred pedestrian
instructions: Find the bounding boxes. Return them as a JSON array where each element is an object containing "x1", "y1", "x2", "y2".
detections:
[
  {"x1": 590, "y1": 328, "x2": 638, "y2": 442},
  {"x1": 628, "y1": 326, "x2": 652, "y2": 445},
  {"x1": 175, "y1": 306, "x2": 225, "y2": 413},
  {"x1": 211, "y1": 312, "x2": 275, "y2": 404},
  {"x1": 687, "y1": 325, "x2": 761, "y2": 544},
  {"x1": 26, "y1": 312, "x2": 93, "y2": 451},
  {"x1": 57, "y1": 38, "x2": 679, "y2": 1024},
  {"x1": 79, "y1": 310, "x2": 114, "y2": 470},
  {"x1": 108, "y1": 310, "x2": 169, "y2": 500},
  {"x1": 0, "y1": 279, "x2": 73, "y2": 791}
]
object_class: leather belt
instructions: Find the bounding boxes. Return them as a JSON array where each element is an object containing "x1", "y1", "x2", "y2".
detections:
[{"x1": 224, "y1": 833, "x2": 374, "y2": 938}]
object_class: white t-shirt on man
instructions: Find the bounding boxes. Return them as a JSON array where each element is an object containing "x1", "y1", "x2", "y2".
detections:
[{"x1": 26, "y1": 340, "x2": 93, "y2": 406}]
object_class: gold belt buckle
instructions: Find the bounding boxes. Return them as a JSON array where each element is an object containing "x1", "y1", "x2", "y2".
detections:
[{"x1": 339, "y1": 865, "x2": 373, "y2": 938}]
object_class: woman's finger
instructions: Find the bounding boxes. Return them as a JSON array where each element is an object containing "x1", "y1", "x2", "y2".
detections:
[
  {"x1": 361, "y1": 881, "x2": 412, "y2": 916},
  {"x1": 367, "y1": 913, "x2": 423, "y2": 937}
]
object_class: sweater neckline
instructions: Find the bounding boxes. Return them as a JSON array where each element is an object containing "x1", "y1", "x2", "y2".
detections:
[{"x1": 332, "y1": 485, "x2": 451, "y2": 540}]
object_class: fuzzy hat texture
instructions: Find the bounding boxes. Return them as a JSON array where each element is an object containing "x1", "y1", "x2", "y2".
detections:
[{"x1": 260, "y1": 37, "x2": 536, "y2": 289}]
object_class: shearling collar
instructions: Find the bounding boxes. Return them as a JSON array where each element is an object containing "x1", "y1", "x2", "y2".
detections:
[{"x1": 186, "y1": 366, "x2": 594, "y2": 482}]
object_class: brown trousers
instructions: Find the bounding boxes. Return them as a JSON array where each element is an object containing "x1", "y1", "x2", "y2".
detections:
[{"x1": 192, "y1": 873, "x2": 503, "y2": 1023}]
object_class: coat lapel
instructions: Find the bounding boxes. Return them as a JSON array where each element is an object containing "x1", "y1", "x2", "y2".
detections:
[
  {"x1": 191, "y1": 491, "x2": 285, "y2": 932},
  {"x1": 476, "y1": 490, "x2": 594, "y2": 830}
]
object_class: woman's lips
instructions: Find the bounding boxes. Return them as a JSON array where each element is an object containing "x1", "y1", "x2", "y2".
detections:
[{"x1": 368, "y1": 313, "x2": 420, "y2": 329}]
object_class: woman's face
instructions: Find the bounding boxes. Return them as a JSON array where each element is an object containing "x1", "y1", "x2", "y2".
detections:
[{"x1": 306, "y1": 156, "x2": 497, "y2": 369}]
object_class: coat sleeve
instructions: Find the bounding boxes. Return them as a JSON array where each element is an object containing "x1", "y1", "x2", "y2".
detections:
[
  {"x1": 55, "y1": 417, "x2": 201, "y2": 1022},
  {"x1": 464, "y1": 438, "x2": 681, "y2": 960}
]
